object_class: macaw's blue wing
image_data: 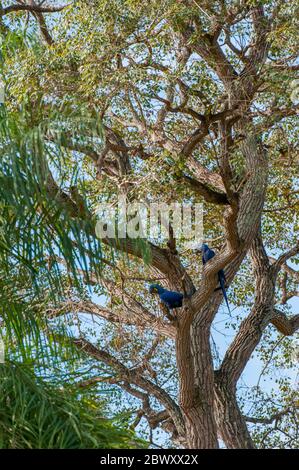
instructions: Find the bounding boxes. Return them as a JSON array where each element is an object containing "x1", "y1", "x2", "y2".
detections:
[
  {"x1": 203, "y1": 247, "x2": 215, "y2": 263},
  {"x1": 160, "y1": 290, "x2": 184, "y2": 309}
]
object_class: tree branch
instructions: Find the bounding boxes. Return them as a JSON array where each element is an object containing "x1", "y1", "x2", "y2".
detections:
[
  {"x1": 71, "y1": 336, "x2": 186, "y2": 436},
  {"x1": 176, "y1": 174, "x2": 229, "y2": 205},
  {"x1": 244, "y1": 408, "x2": 292, "y2": 425},
  {"x1": 270, "y1": 309, "x2": 299, "y2": 336},
  {"x1": 1, "y1": 3, "x2": 69, "y2": 16},
  {"x1": 271, "y1": 243, "x2": 299, "y2": 276}
]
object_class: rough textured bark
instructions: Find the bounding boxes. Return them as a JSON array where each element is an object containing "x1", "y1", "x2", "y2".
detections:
[
  {"x1": 214, "y1": 376, "x2": 255, "y2": 449},
  {"x1": 176, "y1": 309, "x2": 219, "y2": 449}
]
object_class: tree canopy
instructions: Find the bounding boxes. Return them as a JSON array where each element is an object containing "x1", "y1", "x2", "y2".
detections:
[{"x1": 0, "y1": 0, "x2": 298, "y2": 449}]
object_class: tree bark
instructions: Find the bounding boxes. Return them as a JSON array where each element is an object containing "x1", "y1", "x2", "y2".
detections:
[
  {"x1": 176, "y1": 307, "x2": 219, "y2": 448},
  {"x1": 214, "y1": 373, "x2": 255, "y2": 449}
]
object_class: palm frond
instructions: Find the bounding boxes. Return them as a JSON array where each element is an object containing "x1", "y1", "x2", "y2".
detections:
[{"x1": 0, "y1": 362, "x2": 145, "y2": 449}]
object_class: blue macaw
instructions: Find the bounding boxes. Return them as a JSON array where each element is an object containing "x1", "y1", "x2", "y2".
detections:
[
  {"x1": 149, "y1": 284, "x2": 184, "y2": 309},
  {"x1": 200, "y1": 244, "x2": 231, "y2": 315}
]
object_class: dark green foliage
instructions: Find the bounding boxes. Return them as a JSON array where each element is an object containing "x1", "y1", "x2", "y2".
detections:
[{"x1": 0, "y1": 362, "x2": 144, "y2": 449}]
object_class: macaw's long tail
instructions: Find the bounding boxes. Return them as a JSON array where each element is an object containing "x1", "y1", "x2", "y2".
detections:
[{"x1": 218, "y1": 272, "x2": 231, "y2": 316}]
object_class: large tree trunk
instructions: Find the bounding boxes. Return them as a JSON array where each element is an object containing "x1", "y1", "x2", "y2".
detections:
[
  {"x1": 176, "y1": 307, "x2": 219, "y2": 448},
  {"x1": 173, "y1": 132, "x2": 269, "y2": 448},
  {"x1": 214, "y1": 375, "x2": 255, "y2": 448}
]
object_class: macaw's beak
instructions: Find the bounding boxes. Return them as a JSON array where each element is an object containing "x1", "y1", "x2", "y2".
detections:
[{"x1": 149, "y1": 287, "x2": 157, "y2": 294}]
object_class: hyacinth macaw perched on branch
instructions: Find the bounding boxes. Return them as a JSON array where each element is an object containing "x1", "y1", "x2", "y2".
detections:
[
  {"x1": 199, "y1": 244, "x2": 231, "y2": 316},
  {"x1": 149, "y1": 284, "x2": 184, "y2": 310}
]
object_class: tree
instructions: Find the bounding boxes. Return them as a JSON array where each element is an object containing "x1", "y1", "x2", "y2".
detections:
[
  {"x1": 0, "y1": 0, "x2": 298, "y2": 449},
  {"x1": 0, "y1": 362, "x2": 144, "y2": 449},
  {"x1": 0, "y1": 256, "x2": 145, "y2": 449}
]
